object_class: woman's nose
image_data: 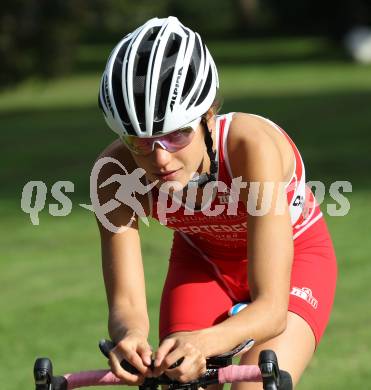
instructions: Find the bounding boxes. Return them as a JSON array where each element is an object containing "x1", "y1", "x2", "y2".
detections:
[{"x1": 151, "y1": 142, "x2": 172, "y2": 166}]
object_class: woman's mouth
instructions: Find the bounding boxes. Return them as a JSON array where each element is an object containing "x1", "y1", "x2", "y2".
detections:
[{"x1": 153, "y1": 169, "x2": 181, "y2": 181}]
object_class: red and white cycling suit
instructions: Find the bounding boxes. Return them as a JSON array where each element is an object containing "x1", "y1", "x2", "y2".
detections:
[{"x1": 149, "y1": 113, "x2": 337, "y2": 345}]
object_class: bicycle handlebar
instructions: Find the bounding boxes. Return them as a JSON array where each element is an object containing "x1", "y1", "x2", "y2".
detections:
[
  {"x1": 35, "y1": 361, "x2": 292, "y2": 390},
  {"x1": 33, "y1": 340, "x2": 293, "y2": 390},
  {"x1": 60, "y1": 365, "x2": 262, "y2": 388}
]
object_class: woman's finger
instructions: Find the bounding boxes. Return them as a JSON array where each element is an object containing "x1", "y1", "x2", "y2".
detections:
[
  {"x1": 137, "y1": 342, "x2": 153, "y2": 368},
  {"x1": 160, "y1": 346, "x2": 187, "y2": 370},
  {"x1": 123, "y1": 349, "x2": 151, "y2": 375},
  {"x1": 154, "y1": 338, "x2": 176, "y2": 368},
  {"x1": 165, "y1": 353, "x2": 206, "y2": 382},
  {"x1": 123, "y1": 341, "x2": 151, "y2": 372},
  {"x1": 108, "y1": 352, "x2": 144, "y2": 384}
]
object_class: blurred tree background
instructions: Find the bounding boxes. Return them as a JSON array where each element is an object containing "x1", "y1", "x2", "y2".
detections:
[{"x1": 1, "y1": 0, "x2": 371, "y2": 86}]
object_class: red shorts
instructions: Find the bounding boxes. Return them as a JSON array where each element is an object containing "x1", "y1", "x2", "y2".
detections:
[{"x1": 159, "y1": 217, "x2": 337, "y2": 345}]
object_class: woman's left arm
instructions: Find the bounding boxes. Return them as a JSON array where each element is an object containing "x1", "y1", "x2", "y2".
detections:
[
  {"x1": 200, "y1": 113, "x2": 294, "y2": 354},
  {"x1": 154, "y1": 114, "x2": 294, "y2": 377}
]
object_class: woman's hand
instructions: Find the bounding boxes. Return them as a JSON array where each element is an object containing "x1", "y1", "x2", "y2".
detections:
[
  {"x1": 153, "y1": 331, "x2": 207, "y2": 382},
  {"x1": 108, "y1": 329, "x2": 153, "y2": 384}
]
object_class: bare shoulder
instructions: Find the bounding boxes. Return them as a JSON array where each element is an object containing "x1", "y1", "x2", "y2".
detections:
[
  {"x1": 228, "y1": 112, "x2": 277, "y2": 147},
  {"x1": 96, "y1": 140, "x2": 137, "y2": 171},
  {"x1": 226, "y1": 112, "x2": 294, "y2": 182},
  {"x1": 94, "y1": 140, "x2": 140, "y2": 186}
]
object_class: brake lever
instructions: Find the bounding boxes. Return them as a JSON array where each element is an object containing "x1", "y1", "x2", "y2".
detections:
[
  {"x1": 258, "y1": 350, "x2": 280, "y2": 390},
  {"x1": 206, "y1": 339, "x2": 255, "y2": 368},
  {"x1": 99, "y1": 339, "x2": 140, "y2": 374},
  {"x1": 34, "y1": 357, "x2": 53, "y2": 390}
]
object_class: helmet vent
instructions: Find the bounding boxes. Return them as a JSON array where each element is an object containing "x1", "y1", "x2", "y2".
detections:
[
  {"x1": 133, "y1": 71, "x2": 146, "y2": 125},
  {"x1": 112, "y1": 40, "x2": 134, "y2": 131},
  {"x1": 166, "y1": 33, "x2": 181, "y2": 57},
  {"x1": 181, "y1": 39, "x2": 201, "y2": 102},
  {"x1": 147, "y1": 27, "x2": 160, "y2": 41},
  {"x1": 182, "y1": 66, "x2": 195, "y2": 102},
  {"x1": 134, "y1": 92, "x2": 145, "y2": 125},
  {"x1": 132, "y1": 28, "x2": 162, "y2": 128},
  {"x1": 154, "y1": 71, "x2": 173, "y2": 125},
  {"x1": 152, "y1": 35, "x2": 181, "y2": 126},
  {"x1": 193, "y1": 35, "x2": 202, "y2": 72},
  {"x1": 136, "y1": 54, "x2": 149, "y2": 77},
  {"x1": 195, "y1": 67, "x2": 212, "y2": 106},
  {"x1": 135, "y1": 27, "x2": 160, "y2": 76}
]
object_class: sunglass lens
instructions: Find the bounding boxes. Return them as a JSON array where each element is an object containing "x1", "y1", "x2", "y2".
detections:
[
  {"x1": 123, "y1": 127, "x2": 195, "y2": 155},
  {"x1": 160, "y1": 128, "x2": 195, "y2": 152},
  {"x1": 123, "y1": 137, "x2": 153, "y2": 155}
]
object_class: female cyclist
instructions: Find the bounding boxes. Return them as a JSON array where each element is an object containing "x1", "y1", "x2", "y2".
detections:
[{"x1": 96, "y1": 16, "x2": 337, "y2": 389}]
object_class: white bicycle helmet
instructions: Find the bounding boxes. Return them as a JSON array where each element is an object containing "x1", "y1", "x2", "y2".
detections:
[{"x1": 98, "y1": 16, "x2": 219, "y2": 137}]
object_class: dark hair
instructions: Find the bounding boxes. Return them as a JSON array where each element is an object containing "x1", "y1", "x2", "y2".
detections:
[{"x1": 203, "y1": 94, "x2": 223, "y2": 121}]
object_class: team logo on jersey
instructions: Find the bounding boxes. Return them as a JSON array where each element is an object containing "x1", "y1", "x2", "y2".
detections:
[
  {"x1": 290, "y1": 287, "x2": 318, "y2": 309},
  {"x1": 292, "y1": 195, "x2": 304, "y2": 207},
  {"x1": 167, "y1": 216, "x2": 181, "y2": 224},
  {"x1": 217, "y1": 188, "x2": 230, "y2": 204}
]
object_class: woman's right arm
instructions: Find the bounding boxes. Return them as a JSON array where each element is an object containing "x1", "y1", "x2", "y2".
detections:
[{"x1": 95, "y1": 142, "x2": 152, "y2": 382}]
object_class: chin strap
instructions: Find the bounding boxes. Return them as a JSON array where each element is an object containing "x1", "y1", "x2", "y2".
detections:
[{"x1": 188, "y1": 117, "x2": 217, "y2": 188}]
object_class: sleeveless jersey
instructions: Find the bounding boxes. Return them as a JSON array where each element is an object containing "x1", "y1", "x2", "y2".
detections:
[{"x1": 149, "y1": 113, "x2": 323, "y2": 260}]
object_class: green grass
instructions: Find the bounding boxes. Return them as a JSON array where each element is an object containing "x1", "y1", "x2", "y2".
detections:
[
  {"x1": 0, "y1": 208, "x2": 172, "y2": 388},
  {"x1": 1, "y1": 38, "x2": 371, "y2": 389}
]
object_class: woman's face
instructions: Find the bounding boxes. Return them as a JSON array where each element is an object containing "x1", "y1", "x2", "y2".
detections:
[{"x1": 131, "y1": 121, "x2": 211, "y2": 190}]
